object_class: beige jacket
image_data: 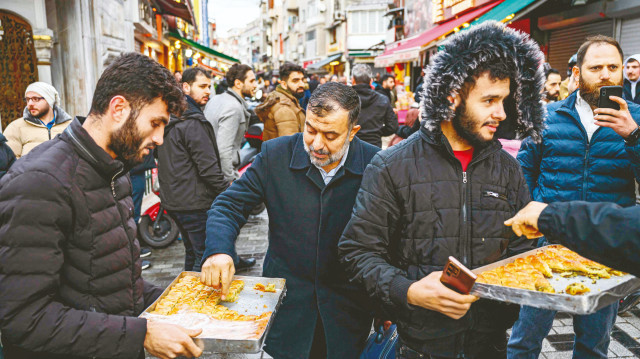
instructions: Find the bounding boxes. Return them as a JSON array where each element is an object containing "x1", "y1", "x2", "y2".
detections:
[
  {"x1": 256, "y1": 86, "x2": 305, "y2": 141},
  {"x1": 4, "y1": 106, "x2": 72, "y2": 158}
]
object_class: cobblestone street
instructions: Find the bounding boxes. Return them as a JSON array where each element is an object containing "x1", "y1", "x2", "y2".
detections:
[{"x1": 142, "y1": 206, "x2": 640, "y2": 359}]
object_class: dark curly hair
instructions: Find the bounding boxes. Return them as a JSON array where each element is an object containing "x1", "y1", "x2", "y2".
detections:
[
  {"x1": 279, "y1": 62, "x2": 305, "y2": 81},
  {"x1": 308, "y1": 82, "x2": 360, "y2": 127},
  {"x1": 226, "y1": 64, "x2": 253, "y2": 86},
  {"x1": 89, "y1": 53, "x2": 185, "y2": 117},
  {"x1": 182, "y1": 67, "x2": 212, "y2": 85}
]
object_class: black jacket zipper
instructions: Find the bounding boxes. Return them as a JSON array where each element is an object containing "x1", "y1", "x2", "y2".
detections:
[
  {"x1": 461, "y1": 171, "x2": 469, "y2": 266},
  {"x1": 111, "y1": 169, "x2": 137, "y2": 312}
]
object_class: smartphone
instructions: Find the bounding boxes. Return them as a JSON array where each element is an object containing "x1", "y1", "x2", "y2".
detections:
[
  {"x1": 598, "y1": 85, "x2": 623, "y2": 110},
  {"x1": 440, "y1": 256, "x2": 477, "y2": 294}
]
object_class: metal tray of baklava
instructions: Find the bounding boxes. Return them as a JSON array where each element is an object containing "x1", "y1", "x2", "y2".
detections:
[
  {"x1": 141, "y1": 271, "x2": 286, "y2": 354},
  {"x1": 469, "y1": 246, "x2": 640, "y2": 315}
]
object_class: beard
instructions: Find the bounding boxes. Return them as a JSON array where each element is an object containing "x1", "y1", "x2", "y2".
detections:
[
  {"x1": 303, "y1": 134, "x2": 351, "y2": 168},
  {"x1": 293, "y1": 88, "x2": 305, "y2": 99},
  {"x1": 107, "y1": 111, "x2": 151, "y2": 168},
  {"x1": 241, "y1": 86, "x2": 254, "y2": 97},
  {"x1": 452, "y1": 101, "x2": 494, "y2": 150},
  {"x1": 579, "y1": 74, "x2": 619, "y2": 108},
  {"x1": 546, "y1": 91, "x2": 559, "y2": 102},
  {"x1": 29, "y1": 105, "x2": 50, "y2": 119}
]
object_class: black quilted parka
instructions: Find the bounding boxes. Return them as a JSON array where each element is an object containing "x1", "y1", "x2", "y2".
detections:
[
  {"x1": 0, "y1": 118, "x2": 162, "y2": 359},
  {"x1": 338, "y1": 21, "x2": 546, "y2": 357}
]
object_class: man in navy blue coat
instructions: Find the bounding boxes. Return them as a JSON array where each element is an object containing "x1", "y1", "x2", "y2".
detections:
[
  {"x1": 200, "y1": 82, "x2": 379, "y2": 359},
  {"x1": 509, "y1": 35, "x2": 640, "y2": 359}
]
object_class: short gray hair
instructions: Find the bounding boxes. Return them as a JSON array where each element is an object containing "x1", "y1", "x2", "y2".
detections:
[{"x1": 352, "y1": 64, "x2": 372, "y2": 84}]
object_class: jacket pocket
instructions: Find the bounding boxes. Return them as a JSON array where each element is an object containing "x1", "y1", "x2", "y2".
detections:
[
  {"x1": 480, "y1": 185, "x2": 514, "y2": 213},
  {"x1": 482, "y1": 190, "x2": 508, "y2": 202}
]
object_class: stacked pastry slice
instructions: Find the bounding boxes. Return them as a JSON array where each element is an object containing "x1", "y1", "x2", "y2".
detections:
[
  {"x1": 150, "y1": 275, "x2": 270, "y2": 322},
  {"x1": 476, "y1": 245, "x2": 625, "y2": 295},
  {"x1": 477, "y1": 256, "x2": 555, "y2": 293}
]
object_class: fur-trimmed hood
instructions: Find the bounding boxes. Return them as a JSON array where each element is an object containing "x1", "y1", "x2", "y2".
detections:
[{"x1": 421, "y1": 21, "x2": 546, "y2": 142}]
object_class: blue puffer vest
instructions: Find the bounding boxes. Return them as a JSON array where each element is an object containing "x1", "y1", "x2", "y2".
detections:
[{"x1": 518, "y1": 91, "x2": 640, "y2": 207}]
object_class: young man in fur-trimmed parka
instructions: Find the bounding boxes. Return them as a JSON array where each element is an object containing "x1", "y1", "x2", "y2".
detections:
[{"x1": 339, "y1": 21, "x2": 545, "y2": 359}]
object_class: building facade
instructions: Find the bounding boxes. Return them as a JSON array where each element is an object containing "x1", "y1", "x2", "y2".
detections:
[{"x1": 1, "y1": 0, "x2": 135, "y2": 127}]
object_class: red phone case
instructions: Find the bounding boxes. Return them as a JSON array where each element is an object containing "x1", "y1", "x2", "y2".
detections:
[{"x1": 440, "y1": 256, "x2": 477, "y2": 294}]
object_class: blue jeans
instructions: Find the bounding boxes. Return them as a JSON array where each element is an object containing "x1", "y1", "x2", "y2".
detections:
[
  {"x1": 169, "y1": 210, "x2": 207, "y2": 272},
  {"x1": 130, "y1": 172, "x2": 146, "y2": 224},
  {"x1": 507, "y1": 302, "x2": 618, "y2": 359}
]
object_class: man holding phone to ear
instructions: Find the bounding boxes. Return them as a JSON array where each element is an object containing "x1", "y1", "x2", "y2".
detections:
[{"x1": 510, "y1": 35, "x2": 640, "y2": 359}]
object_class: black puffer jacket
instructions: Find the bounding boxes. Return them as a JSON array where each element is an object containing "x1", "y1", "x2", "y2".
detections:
[
  {"x1": 339, "y1": 127, "x2": 534, "y2": 355},
  {"x1": 0, "y1": 118, "x2": 162, "y2": 359},
  {"x1": 157, "y1": 96, "x2": 228, "y2": 211},
  {"x1": 0, "y1": 133, "x2": 16, "y2": 180},
  {"x1": 339, "y1": 21, "x2": 545, "y2": 357},
  {"x1": 353, "y1": 84, "x2": 398, "y2": 148}
]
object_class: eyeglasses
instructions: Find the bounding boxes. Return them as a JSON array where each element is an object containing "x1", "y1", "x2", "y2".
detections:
[{"x1": 24, "y1": 96, "x2": 45, "y2": 104}]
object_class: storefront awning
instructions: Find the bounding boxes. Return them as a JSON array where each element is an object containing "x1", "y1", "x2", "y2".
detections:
[
  {"x1": 307, "y1": 53, "x2": 343, "y2": 70},
  {"x1": 374, "y1": 0, "x2": 502, "y2": 67},
  {"x1": 384, "y1": 7, "x2": 403, "y2": 17},
  {"x1": 197, "y1": 61, "x2": 225, "y2": 76},
  {"x1": 472, "y1": 0, "x2": 537, "y2": 24},
  {"x1": 155, "y1": 0, "x2": 196, "y2": 26},
  {"x1": 168, "y1": 32, "x2": 240, "y2": 64}
]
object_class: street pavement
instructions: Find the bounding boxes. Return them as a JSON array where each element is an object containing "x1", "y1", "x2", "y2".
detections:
[{"x1": 142, "y1": 206, "x2": 640, "y2": 359}]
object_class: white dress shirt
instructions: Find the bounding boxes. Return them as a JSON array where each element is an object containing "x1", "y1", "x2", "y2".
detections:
[{"x1": 575, "y1": 91, "x2": 599, "y2": 142}]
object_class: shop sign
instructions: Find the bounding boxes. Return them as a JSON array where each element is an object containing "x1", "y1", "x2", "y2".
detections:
[{"x1": 432, "y1": 0, "x2": 492, "y2": 23}]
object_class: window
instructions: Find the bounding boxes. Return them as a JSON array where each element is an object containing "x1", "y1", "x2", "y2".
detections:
[
  {"x1": 306, "y1": 30, "x2": 316, "y2": 41},
  {"x1": 308, "y1": 0, "x2": 318, "y2": 19},
  {"x1": 287, "y1": 15, "x2": 298, "y2": 31},
  {"x1": 329, "y1": 27, "x2": 337, "y2": 44},
  {"x1": 349, "y1": 10, "x2": 386, "y2": 34}
]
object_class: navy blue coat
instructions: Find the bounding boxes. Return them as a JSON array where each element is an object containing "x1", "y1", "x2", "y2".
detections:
[
  {"x1": 203, "y1": 133, "x2": 379, "y2": 359},
  {"x1": 518, "y1": 91, "x2": 640, "y2": 206}
]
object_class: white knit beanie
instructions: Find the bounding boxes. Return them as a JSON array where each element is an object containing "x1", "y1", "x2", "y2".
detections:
[{"x1": 25, "y1": 82, "x2": 60, "y2": 108}]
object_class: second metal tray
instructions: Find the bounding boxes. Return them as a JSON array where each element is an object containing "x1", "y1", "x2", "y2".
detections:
[
  {"x1": 141, "y1": 272, "x2": 286, "y2": 354},
  {"x1": 469, "y1": 246, "x2": 640, "y2": 314}
]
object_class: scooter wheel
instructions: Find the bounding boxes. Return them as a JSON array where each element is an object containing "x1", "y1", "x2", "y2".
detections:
[{"x1": 139, "y1": 214, "x2": 179, "y2": 248}]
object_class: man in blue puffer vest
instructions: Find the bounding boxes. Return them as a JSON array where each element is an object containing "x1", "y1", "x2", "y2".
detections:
[{"x1": 508, "y1": 35, "x2": 640, "y2": 359}]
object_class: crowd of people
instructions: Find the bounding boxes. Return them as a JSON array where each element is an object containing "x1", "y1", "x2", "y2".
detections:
[{"x1": 0, "y1": 19, "x2": 640, "y2": 359}]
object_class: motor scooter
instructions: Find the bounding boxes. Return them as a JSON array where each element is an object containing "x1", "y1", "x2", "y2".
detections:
[
  {"x1": 138, "y1": 168, "x2": 180, "y2": 248},
  {"x1": 237, "y1": 122, "x2": 265, "y2": 215}
]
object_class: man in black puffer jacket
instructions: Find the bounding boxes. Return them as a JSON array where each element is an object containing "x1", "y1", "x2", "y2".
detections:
[
  {"x1": 157, "y1": 67, "x2": 229, "y2": 272},
  {"x1": 339, "y1": 22, "x2": 546, "y2": 359},
  {"x1": 351, "y1": 64, "x2": 398, "y2": 148},
  {"x1": 0, "y1": 53, "x2": 203, "y2": 359}
]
